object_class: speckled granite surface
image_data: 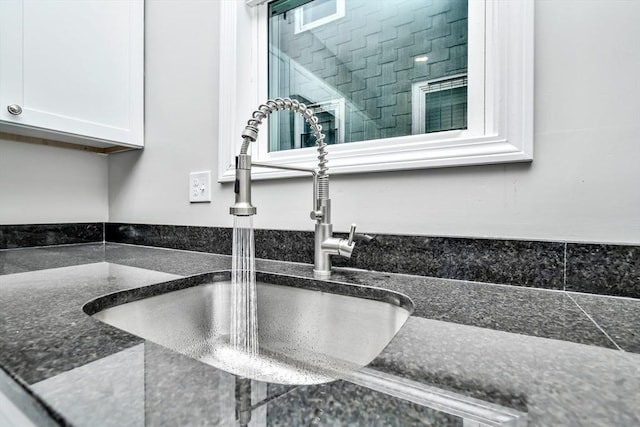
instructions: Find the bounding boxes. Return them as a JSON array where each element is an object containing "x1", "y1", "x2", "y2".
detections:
[
  {"x1": 0, "y1": 223, "x2": 103, "y2": 250},
  {"x1": 567, "y1": 243, "x2": 640, "y2": 298},
  {"x1": 370, "y1": 317, "x2": 640, "y2": 426},
  {"x1": 105, "y1": 223, "x2": 640, "y2": 298},
  {"x1": 5, "y1": 223, "x2": 640, "y2": 297},
  {"x1": 568, "y1": 292, "x2": 640, "y2": 353},
  {"x1": 263, "y1": 379, "x2": 464, "y2": 426},
  {"x1": 1, "y1": 243, "x2": 639, "y2": 426},
  {"x1": 106, "y1": 223, "x2": 566, "y2": 290}
]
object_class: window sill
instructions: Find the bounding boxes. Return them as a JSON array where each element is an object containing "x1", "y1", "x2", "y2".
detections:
[{"x1": 218, "y1": 134, "x2": 531, "y2": 182}]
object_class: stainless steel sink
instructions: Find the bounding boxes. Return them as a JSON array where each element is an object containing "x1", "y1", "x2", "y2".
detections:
[{"x1": 87, "y1": 272, "x2": 412, "y2": 385}]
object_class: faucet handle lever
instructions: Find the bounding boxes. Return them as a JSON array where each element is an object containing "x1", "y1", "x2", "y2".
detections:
[
  {"x1": 310, "y1": 210, "x2": 323, "y2": 221},
  {"x1": 347, "y1": 224, "x2": 357, "y2": 246}
]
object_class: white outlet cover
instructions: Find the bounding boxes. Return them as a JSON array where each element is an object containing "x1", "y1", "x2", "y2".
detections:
[{"x1": 189, "y1": 171, "x2": 211, "y2": 203}]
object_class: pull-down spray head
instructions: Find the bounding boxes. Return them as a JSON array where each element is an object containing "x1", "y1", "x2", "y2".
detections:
[{"x1": 230, "y1": 145, "x2": 256, "y2": 216}]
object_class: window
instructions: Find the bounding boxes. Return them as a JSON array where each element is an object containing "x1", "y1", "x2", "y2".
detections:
[
  {"x1": 218, "y1": 0, "x2": 533, "y2": 181},
  {"x1": 412, "y1": 75, "x2": 468, "y2": 135},
  {"x1": 294, "y1": 0, "x2": 345, "y2": 34}
]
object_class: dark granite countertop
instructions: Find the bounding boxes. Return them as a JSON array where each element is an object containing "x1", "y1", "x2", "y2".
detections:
[{"x1": 0, "y1": 243, "x2": 639, "y2": 426}]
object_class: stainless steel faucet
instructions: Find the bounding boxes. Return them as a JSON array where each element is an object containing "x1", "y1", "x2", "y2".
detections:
[{"x1": 230, "y1": 98, "x2": 356, "y2": 279}]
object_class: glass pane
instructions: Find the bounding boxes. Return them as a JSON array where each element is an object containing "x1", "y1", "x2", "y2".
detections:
[
  {"x1": 268, "y1": 0, "x2": 468, "y2": 152},
  {"x1": 425, "y1": 85, "x2": 467, "y2": 133},
  {"x1": 302, "y1": 109, "x2": 337, "y2": 147},
  {"x1": 302, "y1": 0, "x2": 336, "y2": 25}
]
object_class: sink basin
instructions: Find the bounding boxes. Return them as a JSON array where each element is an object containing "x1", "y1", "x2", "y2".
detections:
[{"x1": 86, "y1": 271, "x2": 412, "y2": 385}]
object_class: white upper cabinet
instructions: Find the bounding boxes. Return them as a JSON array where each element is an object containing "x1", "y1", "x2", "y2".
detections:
[{"x1": 0, "y1": 0, "x2": 144, "y2": 151}]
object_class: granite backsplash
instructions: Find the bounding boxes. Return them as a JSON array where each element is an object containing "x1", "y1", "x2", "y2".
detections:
[{"x1": 1, "y1": 222, "x2": 638, "y2": 299}]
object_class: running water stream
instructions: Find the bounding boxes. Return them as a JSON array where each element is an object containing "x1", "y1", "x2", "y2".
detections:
[{"x1": 231, "y1": 215, "x2": 259, "y2": 356}]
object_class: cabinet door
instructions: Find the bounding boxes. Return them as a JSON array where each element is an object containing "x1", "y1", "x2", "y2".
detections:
[{"x1": 0, "y1": 0, "x2": 143, "y2": 148}]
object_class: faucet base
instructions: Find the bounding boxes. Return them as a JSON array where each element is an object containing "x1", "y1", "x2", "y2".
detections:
[{"x1": 313, "y1": 269, "x2": 332, "y2": 280}]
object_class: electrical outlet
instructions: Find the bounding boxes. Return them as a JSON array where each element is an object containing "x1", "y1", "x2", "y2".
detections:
[{"x1": 189, "y1": 171, "x2": 211, "y2": 203}]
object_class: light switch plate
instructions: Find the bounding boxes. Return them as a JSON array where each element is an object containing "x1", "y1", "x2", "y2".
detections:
[{"x1": 189, "y1": 171, "x2": 211, "y2": 203}]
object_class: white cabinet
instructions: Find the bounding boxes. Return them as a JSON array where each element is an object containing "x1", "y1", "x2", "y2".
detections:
[{"x1": 0, "y1": 0, "x2": 144, "y2": 152}]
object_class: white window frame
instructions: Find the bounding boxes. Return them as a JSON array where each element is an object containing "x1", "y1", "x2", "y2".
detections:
[
  {"x1": 294, "y1": 0, "x2": 345, "y2": 34},
  {"x1": 218, "y1": 0, "x2": 534, "y2": 182}
]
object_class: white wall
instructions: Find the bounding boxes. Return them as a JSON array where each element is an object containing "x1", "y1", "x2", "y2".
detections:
[
  {"x1": 0, "y1": 138, "x2": 108, "y2": 224},
  {"x1": 105, "y1": 0, "x2": 637, "y2": 245},
  {"x1": 108, "y1": 0, "x2": 223, "y2": 225}
]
